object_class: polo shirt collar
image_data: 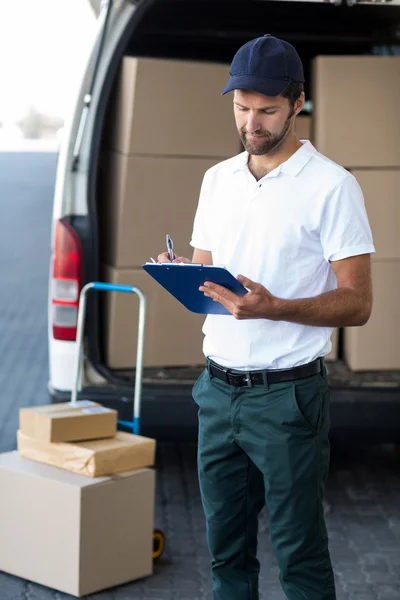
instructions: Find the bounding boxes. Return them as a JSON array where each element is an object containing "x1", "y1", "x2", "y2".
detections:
[
  {"x1": 232, "y1": 141, "x2": 316, "y2": 178},
  {"x1": 232, "y1": 151, "x2": 249, "y2": 173},
  {"x1": 281, "y1": 141, "x2": 316, "y2": 176}
]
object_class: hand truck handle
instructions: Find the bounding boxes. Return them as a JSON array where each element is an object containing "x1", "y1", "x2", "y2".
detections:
[
  {"x1": 70, "y1": 282, "x2": 146, "y2": 435},
  {"x1": 92, "y1": 282, "x2": 135, "y2": 294}
]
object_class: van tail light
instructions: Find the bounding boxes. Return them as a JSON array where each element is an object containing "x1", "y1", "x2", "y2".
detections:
[{"x1": 51, "y1": 219, "x2": 82, "y2": 341}]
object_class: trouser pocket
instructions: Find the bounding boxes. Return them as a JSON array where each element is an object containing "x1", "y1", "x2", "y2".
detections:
[{"x1": 289, "y1": 374, "x2": 329, "y2": 434}]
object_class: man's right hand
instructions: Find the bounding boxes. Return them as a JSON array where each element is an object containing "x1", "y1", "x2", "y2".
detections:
[{"x1": 157, "y1": 252, "x2": 192, "y2": 264}]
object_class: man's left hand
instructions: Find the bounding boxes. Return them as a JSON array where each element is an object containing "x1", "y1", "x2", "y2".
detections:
[{"x1": 199, "y1": 275, "x2": 279, "y2": 320}]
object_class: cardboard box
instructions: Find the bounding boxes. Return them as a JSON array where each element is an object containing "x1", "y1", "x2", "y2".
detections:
[
  {"x1": 102, "y1": 265, "x2": 205, "y2": 369},
  {"x1": 295, "y1": 115, "x2": 312, "y2": 141},
  {"x1": 17, "y1": 430, "x2": 156, "y2": 477},
  {"x1": 98, "y1": 152, "x2": 221, "y2": 268},
  {"x1": 344, "y1": 261, "x2": 400, "y2": 370},
  {"x1": 0, "y1": 452, "x2": 154, "y2": 597},
  {"x1": 325, "y1": 328, "x2": 339, "y2": 361},
  {"x1": 19, "y1": 401, "x2": 117, "y2": 443},
  {"x1": 312, "y1": 56, "x2": 400, "y2": 167},
  {"x1": 351, "y1": 169, "x2": 400, "y2": 261},
  {"x1": 106, "y1": 56, "x2": 239, "y2": 157}
]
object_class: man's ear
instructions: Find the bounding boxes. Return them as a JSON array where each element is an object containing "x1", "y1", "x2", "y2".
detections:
[{"x1": 294, "y1": 91, "x2": 305, "y2": 117}]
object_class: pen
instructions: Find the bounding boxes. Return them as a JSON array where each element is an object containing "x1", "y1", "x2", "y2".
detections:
[{"x1": 166, "y1": 234, "x2": 174, "y2": 262}]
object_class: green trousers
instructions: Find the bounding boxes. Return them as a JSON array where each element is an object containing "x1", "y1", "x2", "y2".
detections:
[{"x1": 192, "y1": 362, "x2": 336, "y2": 600}]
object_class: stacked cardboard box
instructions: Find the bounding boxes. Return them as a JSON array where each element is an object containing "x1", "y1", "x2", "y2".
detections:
[
  {"x1": 100, "y1": 56, "x2": 240, "y2": 369},
  {"x1": 19, "y1": 400, "x2": 117, "y2": 443},
  {"x1": 0, "y1": 453, "x2": 155, "y2": 597},
  {"x1": 312, "y1": 56, "x2": 400, "y2": 168},
  {"x1": 313, "y1": 56, "x2": 400, "y2": 370},
  {"x1": 17, "y1": 428, "x2": 156, "y2": 477},
  {"x1": 341, "y1": 171, "x2": 400, "y2": 370},
  {"x1": 0, "y1": 403, "x2": 157, "y2": 596}
]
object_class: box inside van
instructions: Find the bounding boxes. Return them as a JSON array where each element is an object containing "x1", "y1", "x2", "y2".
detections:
[{"x1": 49, "y1": 0, "x2": 400, "y2": 442}]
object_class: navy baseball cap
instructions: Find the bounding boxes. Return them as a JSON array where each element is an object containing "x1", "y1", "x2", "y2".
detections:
[{"x1": 222, "y1": 34, "x2": 305, "y2": 97}]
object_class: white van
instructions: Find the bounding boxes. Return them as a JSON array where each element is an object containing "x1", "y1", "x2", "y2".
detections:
[{"x1": 48, "y1": 0, "x2": 400, "y2": 442}]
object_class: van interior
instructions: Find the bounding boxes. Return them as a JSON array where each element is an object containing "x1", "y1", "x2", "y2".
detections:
[{"x1": 87, "y1": 0, "x2": 400, "y2": 440}]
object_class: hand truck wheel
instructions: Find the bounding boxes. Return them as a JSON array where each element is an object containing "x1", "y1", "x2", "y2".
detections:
[{"x1": 152, "y1": 528, "x2": 165, "y2": 560}]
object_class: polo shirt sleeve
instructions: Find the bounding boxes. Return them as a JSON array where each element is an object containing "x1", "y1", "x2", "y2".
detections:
[
  {"x1": 189, "y1": 169, "x2": 213, "y2": 251},
  {"x1": 320, "y1": 173, "x2": 375, "y2": 263}
]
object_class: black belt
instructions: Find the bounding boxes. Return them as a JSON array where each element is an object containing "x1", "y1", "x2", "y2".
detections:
[{"x1": 207, "y1": 357, "x2": 323, "y2": 388}]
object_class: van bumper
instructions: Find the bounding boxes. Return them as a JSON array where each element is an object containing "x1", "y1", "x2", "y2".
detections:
[{"x1": 49, "y1": 380, "x2": 400, "y2": 445}]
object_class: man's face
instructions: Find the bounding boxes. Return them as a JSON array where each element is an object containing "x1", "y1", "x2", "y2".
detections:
[{"x1": 233, "y1": 89, "x2": 296, "y2": 156}]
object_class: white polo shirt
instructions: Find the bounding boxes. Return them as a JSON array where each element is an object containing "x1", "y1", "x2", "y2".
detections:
[{"x1": 190, "y1": 141, "x2": 375, "y2": 370}]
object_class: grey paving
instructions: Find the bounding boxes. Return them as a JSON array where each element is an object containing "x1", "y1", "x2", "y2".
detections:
[{"x1": 0, "y1": 152, "x2": 399, "y2": 599}]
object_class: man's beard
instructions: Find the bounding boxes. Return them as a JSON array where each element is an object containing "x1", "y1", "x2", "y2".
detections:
[{"x1": 239, "y1": 108, "x2": 295, "y2": 156}]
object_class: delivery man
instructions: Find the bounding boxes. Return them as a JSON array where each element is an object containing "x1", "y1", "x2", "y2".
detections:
[{"x1": 158, "y1": 34, "x2": 374, "y2": 600}]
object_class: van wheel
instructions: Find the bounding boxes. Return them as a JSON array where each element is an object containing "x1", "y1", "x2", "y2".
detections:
[{"x1": 152, "y1": 529, "x2": 165, "y2": 560}]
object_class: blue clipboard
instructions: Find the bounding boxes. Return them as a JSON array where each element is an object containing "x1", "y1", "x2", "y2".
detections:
[{"x1": 142, "y1": 263, "x2": 248, "y2": 314}]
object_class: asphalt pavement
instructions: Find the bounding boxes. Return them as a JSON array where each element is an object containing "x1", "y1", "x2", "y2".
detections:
[{"x1": 0, "y1": 151, "x2": 399, "y2": 600}]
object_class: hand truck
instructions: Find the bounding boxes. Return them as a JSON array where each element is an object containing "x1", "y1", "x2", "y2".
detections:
[{"x1": 70, "y1": 281, "x2": 165, "y2": 560}]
